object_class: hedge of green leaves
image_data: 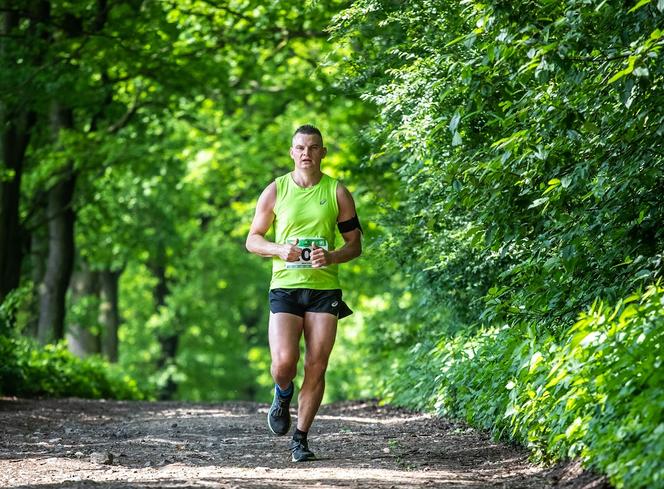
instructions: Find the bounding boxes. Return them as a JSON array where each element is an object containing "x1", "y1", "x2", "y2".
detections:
[
  {"x1": 0, "y1": 336, "x2": 147, "y2": 400},
  {"x1": 332, "y1": 0, "x2": 663, "y2": 334},
  {"x1": 381, "y1": 285, "x2": 663, "y2": 489},
  {"x1": 329, "y1": 1, "x2": 663, "y2": 487}
]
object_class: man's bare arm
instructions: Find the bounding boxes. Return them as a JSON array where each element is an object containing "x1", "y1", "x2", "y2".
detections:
[
  {"x1": 311, "y1": 183, "x2": 362, "y2": 268},
  {"x1": 246, "y1": 182, "x2": 301, "y2": 261}
]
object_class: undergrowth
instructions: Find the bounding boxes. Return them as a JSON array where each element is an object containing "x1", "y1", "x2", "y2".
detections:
[
  {"x1": 381, "y1": 285, "x2": 663, "y2": 489},
  {"x1": 0, "y1": 336, "x2": 148, "y2": 400}
]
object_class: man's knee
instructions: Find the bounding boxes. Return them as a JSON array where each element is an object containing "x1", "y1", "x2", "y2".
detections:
[
  {"x1": 303, "y1": 358, "x2": 329, "y2": 379},
  {"x1": 272, "y1": 352, "x2": 298, "y2": 379}
]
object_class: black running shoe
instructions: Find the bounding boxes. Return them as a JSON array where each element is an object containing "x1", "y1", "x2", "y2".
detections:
[
  {"x1": 267, "y1": 384, "x2": 293, "y2": 436},
  {"x1": 289, "y1": 438, "x2": 316, "y2": 462}
]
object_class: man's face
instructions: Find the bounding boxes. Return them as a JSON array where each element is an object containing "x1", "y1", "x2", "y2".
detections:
[{"x1": 290, "y1": 133, "x2": 326, "y2": 170}]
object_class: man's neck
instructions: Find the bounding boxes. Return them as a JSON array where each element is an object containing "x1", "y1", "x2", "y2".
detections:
[{"x1": 291, "y1": 168, "x2": 323, "y2": 188}]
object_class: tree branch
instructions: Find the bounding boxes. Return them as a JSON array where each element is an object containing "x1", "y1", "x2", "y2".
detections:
[{"x1": 106, "y1": 95, "x2": 141, "y2": 134}]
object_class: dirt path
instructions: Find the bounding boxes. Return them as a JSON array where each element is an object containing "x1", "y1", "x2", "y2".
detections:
[{"x1": 0, "y1": 398, "x2": 608, "y2": 489}]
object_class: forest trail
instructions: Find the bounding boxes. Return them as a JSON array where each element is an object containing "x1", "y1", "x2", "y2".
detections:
[{"x1": 0, "y1": 398, "x2": 607, "y2": 489}]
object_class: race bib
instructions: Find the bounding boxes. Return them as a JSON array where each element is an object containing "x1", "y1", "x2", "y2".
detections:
[{"x1": 285, "y1": 237, "x2": 328, "y2": 269}]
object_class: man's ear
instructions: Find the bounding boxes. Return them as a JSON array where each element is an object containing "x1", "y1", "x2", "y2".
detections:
[{"x1": 321, "y1": 147, "x2": 328, "y2": 159}]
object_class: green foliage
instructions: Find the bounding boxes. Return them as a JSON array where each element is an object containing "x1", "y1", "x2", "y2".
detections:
[
  {"x1": 0, "y1": 284, "x2": 34, "y2": 336},
  {"x1": 328, "y1": 2, "x2": 664, "y2": 485},
  {"x1": 3, "y1": 3, "x2": 662, "y2": 487},
  {"x1": 3, "y1": 0, "x2": 373, "y2": 402},
  {"x1": 0, "y1": 336, "x2": 147, "y2": 400},
  {"x1": 332, "y1": 0, "x2": 664, "y2": 332},
  {"x1": 378, "y1": 287, "x2": 663, "y2": 489}
]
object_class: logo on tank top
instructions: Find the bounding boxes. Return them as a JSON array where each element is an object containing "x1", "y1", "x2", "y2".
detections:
[{"x1": 319, "y1": 199, "x2": 327, "y2": 205}]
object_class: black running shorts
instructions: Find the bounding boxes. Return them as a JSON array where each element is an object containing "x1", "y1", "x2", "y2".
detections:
[{"x1": 269, "y1": 288, "x2": 353, "y2": 319}]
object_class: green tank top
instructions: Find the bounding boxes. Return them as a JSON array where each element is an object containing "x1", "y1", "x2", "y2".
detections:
[{"x1": 271, "y1": 172, "x2": 341, "y2": 290}]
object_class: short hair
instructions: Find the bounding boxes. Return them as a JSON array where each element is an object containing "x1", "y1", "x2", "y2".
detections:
[{"x1": 293, "y1": 124, "x2": 323, "y2": 145}]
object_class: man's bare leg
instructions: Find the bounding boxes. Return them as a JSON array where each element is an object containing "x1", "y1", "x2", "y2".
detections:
[
  {"x1": 267, "y1": 312, "x2": 303, "y2": 436},
  {"x1": 296, "y1": 312, "x2": 338, "y2": 432},
  {"x1": 268, "y1": 312, "x2": 303, "y2": 389}
]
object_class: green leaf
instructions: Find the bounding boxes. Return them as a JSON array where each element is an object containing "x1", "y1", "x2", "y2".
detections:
[
  {"x1": 449, "y1": 113, "x2": 461, "y2": 134},
  {"x1": 628, "y1": 0, "x2": 652, "y2": 13},
  {"x1": 528, "y1": 197, "x2": 549, "y2": 208},
  {"x1": 608, "y1": 56, "x2": 637, "y2": 83}
]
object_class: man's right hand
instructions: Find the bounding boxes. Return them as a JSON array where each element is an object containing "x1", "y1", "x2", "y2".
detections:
[{"x1": 280, "y1": 240, "x2": 302, "y2": 262}]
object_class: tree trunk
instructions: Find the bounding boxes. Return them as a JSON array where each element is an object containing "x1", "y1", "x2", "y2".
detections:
[
  {"x1": 99, "y1": 268, "x2": 122, "y2": 362},
  {"x1": 241, "y1": 308, "x2": 263, "y2": 400},
  {"x1": 0, "y1": 110, "x2": 31, "y2": 302},
  {"x1": 25, "y1": 216, "x2": 47, "y2": 338},
  {"x1": 0, "y1": 11, "x2": 35, "y2": 303},
  {"x1": 66, "y1": 263, "x2": 101, "y2": 357},
  {"x1": 157, "y1": 333, "x2": 179, "y2": 400},
  {"x1": 152, "y1": 262, "x2": 179, "y2": 400},
  {"x1": 37, "y1": 104, "x2": 76, "y2": 344}
]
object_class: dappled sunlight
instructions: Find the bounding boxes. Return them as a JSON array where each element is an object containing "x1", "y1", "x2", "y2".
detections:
[
  {"x1": 315, "y1": 414, "x2": 431, "y2": 425},
  {"x1": 0, "y1": 398, "x2": 603, "y2": 489},
  {"x1": 2, "y1": 457, "x2": 548, "y2": 489},
  {"x1": 1, "y1": 1, "x2": 657, "y2": 487},
  {"x1": 155, "y1": 408, "x2": 247, "y2": 419}
]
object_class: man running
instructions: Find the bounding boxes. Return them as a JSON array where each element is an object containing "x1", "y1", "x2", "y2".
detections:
[{"x1": 245, "y1": 124, "x2": 362, "y2": 462}]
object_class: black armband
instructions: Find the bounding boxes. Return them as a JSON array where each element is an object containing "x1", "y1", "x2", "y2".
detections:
[{"x1": 338, "y1": 214, "x2": 363, "y2": 234}]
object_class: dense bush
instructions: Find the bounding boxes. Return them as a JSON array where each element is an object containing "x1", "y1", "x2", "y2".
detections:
[
  {"x1": 0, "y1": 336, "x2": 147, "y2": 400},
  {"x1": 380, "y1": 285, "x2": 663, "y2": 489},
  {"x1": 332, "y1": 0, "x2": 663, "y2": 331},
  {"x1": 330, "y1": 1, "x2": 663, "y2": 487}
]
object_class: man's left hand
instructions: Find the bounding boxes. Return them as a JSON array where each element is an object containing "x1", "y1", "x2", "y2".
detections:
[{"x1": 311, "y1": 243, "x2": 333, "y2": 268}]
